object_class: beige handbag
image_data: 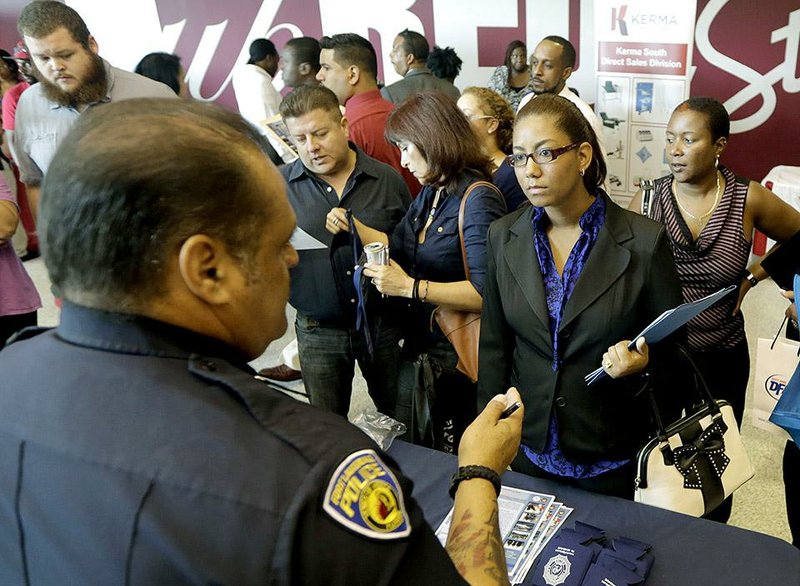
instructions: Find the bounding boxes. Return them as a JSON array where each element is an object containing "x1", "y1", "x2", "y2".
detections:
[{"x1": 635, "y1": 347, "x2": 754, "y2": 517}]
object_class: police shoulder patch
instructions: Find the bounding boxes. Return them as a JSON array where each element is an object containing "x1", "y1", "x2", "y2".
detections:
[{"x1": 322, "y1": 449, "x2": 411, "y2": 540}]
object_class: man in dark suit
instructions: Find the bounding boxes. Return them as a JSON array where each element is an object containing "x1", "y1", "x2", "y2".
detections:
[{"x1": 380, "y1": 29, "x2": 460, "y2": 104}]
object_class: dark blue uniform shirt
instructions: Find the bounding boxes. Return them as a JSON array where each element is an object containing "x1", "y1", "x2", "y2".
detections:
[{"x1": 0, "y1": 302, "x2": 466, "y2": 585}]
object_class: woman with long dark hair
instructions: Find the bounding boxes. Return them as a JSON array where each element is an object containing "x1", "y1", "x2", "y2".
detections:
[
  {"x1": 134, "y1": 52, "x2": 188, "y2": 98},
  {"x1": 327, "y1": 91, "x2": 506, "y2": 453},
  {"x1": 0, "y1": 50, "x2": 20, "y2": 99}
]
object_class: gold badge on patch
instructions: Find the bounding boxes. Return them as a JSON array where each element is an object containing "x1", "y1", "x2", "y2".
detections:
[
  {"x1": 323, "y1": 449, "x2": 411, "y2": 540},
  {"x1": 361, "y1": 479, "x2": 405, "y2": 532}
]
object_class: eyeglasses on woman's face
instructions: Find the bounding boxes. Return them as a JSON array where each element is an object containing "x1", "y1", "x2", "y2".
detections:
[
  {"x1": 506, "y1": 142, "x2": 579, "y2": 167},
  {"x1": 466, "y1": 114, "x2": 495, "y2": 123}
]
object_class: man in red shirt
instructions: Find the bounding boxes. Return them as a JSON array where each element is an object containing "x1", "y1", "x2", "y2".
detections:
[
  {"x1": 317, "y1": 33, "x2": 419, "y2": 198},
  {"x1": 1, "y1": 41, "x2": 38, "y2": 259}
]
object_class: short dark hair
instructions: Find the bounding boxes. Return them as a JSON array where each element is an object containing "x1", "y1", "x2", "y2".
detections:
[
  {"x1": 462, "y1": 86, "x2": 515, "y2": 154},
  {"x1": 517, "y1": 93, "x2": 607, "y2": 191},
  {"x1": 285, "y1": 36, "x2": 321, "y2": 73},
  {"x1": 18, "y1": 0, "x2": 91, "y2": 48},
  {"x1": 0, "y1": 50, "x2": 20, "y2": 78},
  {"x1": 319, "y1": 33, "x2": 377, "y2": 80},
  {"x1": 134, "y1": 52, "x2": 182, "y2": 95},
  {"x1": 385, "y1": 91, "x2": 492, "y2": 188},
  {"x1": 40, "y1": 99, "x2": 274, "y2": 309},
  {"x1": 675, "y1": 97, "x2": 730, "y2": 141},
  {"x1": 248, "y1": 38, "x2": 277, "y2": 65},
  {"x1": 504, "y1": 40, "x2": 526, "y2": 71},
  {"x1": 397, "y1": 29, "x2": 429, "y2": 62},
  {"x1": 279, "y1": 84, "x2": 341, "y2": 121},
  {"x1": 543, "y1": 35, "x2": 576, "y2": 69},
  {"x1": 426, "y1": 45, "x2": 461, "y2": 82}
]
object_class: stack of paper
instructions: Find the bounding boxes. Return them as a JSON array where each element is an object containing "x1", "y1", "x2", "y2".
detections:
[{"x1": 435, "y1": 486, "x2": 573, "y2": 584}]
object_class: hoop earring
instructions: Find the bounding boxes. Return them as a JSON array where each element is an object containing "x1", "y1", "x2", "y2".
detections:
[
  {"x1": 579, "y1": 168, "x2": 585, "y2": 177},
  {"x1": 715, "y1": 155, "x2": 719, "y2": 168}
]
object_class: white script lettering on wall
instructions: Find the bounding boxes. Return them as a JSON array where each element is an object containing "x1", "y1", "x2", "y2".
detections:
[{"x1": 696, "y1": 0, "x2": 800, "y2": 133}]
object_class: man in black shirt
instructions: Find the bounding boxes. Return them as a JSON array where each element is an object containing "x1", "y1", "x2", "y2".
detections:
[
  {"x1": 280, "y1": 85, "x2": 410, "y2": 418},
  {"x1": 0, "y1": 97, "x2": 523, "y2": 584}
]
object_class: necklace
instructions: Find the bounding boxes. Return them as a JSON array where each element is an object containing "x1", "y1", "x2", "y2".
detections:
[
  {"x1": 673, "y1": 171, "x2": 721, "y2": 224},
  {"x1": 426, "y1": 188, "x2": 444, "y2": 224}
]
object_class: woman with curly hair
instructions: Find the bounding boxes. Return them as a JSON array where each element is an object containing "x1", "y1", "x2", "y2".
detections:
[{"x1": 458, "y1": 86, "x2": 526, "y2": 211}]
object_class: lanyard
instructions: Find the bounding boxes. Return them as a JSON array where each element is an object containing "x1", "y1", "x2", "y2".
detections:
[{"x1": 349, "y1": 212, "x2": 374, "y2": 356}]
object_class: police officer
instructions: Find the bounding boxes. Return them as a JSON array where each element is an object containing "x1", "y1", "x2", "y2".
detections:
[{"x1": 0, "y1": 98, "x2": 523, "y2": 585}]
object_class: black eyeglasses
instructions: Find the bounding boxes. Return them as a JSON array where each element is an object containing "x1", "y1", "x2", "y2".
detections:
[{"x1": 507, "y1": 142, "x2": 580, "y2": 167}]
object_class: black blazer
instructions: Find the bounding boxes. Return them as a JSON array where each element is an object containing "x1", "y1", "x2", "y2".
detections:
[{"x1": 478, "y1": 195, "x2": 682, "y2": 463}]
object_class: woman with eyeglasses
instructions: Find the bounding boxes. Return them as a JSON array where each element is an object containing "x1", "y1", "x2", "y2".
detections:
[
  {"x1": 326, "y1": 91, "x2": 506, "y2": 454},
  {"x1": 478, "y1": 94, "x2": 682, "y2": 498},
  {"x1": 457, "y1": 86, "x2": 527, "y2": 212},
  {"x1": 629, "y1": 97, "x2": 800, "y2": 520}
]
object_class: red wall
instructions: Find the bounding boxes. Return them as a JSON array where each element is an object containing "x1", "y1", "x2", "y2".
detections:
[
  {"x1": 692, "y1": 0, "x2": 800, "y2": 181},
  {"x1": 2, "y1": 0, "x2": 798, "y2": 182}
]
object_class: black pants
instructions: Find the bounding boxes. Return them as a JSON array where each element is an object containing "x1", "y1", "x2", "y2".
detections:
[
  {"x1": 785, "y1": 320, "x2": 800, "y2": 547},
  {"x1": 688, "y1": 340, "x2": 750, "y2": 523},
  {"x1": 0, "y1": 311, "x2": 37, "y2": 347},
  {"x1": 784, "y1": 440, "x2": 800, "y2": 548},
  {"x1": 396, "y1": 337, "x2": 477, "y2": 455},
  {"x1": 511, "y1": 450, "x2": 636, "y2": 500}
]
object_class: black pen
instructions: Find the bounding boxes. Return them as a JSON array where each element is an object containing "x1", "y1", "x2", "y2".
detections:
[{"x1": 500, "y1": 401, "x2": 521, "y2": 419}]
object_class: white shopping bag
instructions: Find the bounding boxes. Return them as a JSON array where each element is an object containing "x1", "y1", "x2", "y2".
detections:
[{"x1": 752, "y1": 334, "x2": 800, "y2": 439}]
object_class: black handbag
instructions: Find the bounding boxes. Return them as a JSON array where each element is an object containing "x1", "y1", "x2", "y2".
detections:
[{"x1": 634, "y1": 348, "x2": 754, "y2": 516}]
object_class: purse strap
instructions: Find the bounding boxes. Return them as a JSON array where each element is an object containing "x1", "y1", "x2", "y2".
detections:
[
  {"x1": 430, "y1": 180, "x2": 502, "y2": 333},
  {"x1": 648, "y1": 344, "x2": 722, "y2": 439},
  {"x1": 456, "y1": 180, "x2": 503, "y2": 280},
  {"x1": 640, "y1": 179, "x2": 654, "y2": 218},
  {"x1": 770, "y1": 314, "x2": 790, "y2": 350}
]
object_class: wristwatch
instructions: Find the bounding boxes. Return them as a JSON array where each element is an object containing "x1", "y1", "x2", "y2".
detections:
[
  {"x1": 743, "y1": 271, "x2": 759, "y2": 287},
  {"x1": 449, "y1": 465, "x2": 502, "y2": 499}
]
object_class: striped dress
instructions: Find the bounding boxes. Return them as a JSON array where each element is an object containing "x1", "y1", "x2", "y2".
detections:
[{"x1": 648, "y1": 166, "x2": 750, "y2": 351}]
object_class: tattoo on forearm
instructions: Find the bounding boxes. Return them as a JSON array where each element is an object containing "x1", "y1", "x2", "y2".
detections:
[{"x1": 446, "y1": 508, "x2": 509, "y2": 585}]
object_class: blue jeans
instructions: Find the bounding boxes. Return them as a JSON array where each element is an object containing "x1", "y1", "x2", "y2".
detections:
[{"x1": 295, "y1": 314, "x2": 402, "y2": 418}]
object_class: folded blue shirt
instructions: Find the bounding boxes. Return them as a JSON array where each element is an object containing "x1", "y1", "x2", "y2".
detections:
[
  {"x1": 533, "y1": 528, "x2": 602, "y2": 586},
  {"x1": 582, "y1": 556, "x2": 645, "y2": 585}
]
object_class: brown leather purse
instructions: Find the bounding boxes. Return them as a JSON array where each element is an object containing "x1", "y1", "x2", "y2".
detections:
[{"x1": 432, "y1": 180, "x2": 502, "y2": 383}]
